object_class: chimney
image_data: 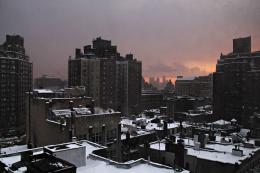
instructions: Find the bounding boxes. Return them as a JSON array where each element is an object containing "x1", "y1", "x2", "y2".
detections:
[
  {"x1": 102, "y1": 124, "x2": 106, "y2": 145},
  {"x1": 69, "y1": 101, "x2": 75, "y2": 141},
  {"x1": 116, "y1": 123, "x2": 122, "y2": 162},
  {"x1": 233, "y1": 36, "x2": 251, "y2": 54},
  {"x1": 45, "y1": 101, "x2": 53, "y2": 118},
  {"x1": 163, "y1": 121, "x2": 168, "y2": 137},
  {"x1": 232, "y1": 145, "x2": 243, "y2": 157},
  {"x1": 83, "y1": 45, "x2": 92, "y2": 54},
  {"x1": 126, "y1": 131, "x2": 130, "y2": 142},
  {"x1": 88, "y1": 126, "x2": 93, "y2": 141},
  {"x1": 90, "y1": 100, "x2": 95, "y2": 114},
  {"x1": 75, "y1": 48, "x2": 81, "y2": 58},
  {"x1": 69, "y1": 100, "x2": 74, "y2": 110}
]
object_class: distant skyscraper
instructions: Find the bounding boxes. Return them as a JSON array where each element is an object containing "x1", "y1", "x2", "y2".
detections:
[
  {"x1": 68, "y1": 37, "x2": 142, "y2": 114},
  {"x1": 213, "y1": 36, "x2": 260, "y2": 126},
  {"x1": 0, "y1": 35, "x2": 32, "y2": 136}
]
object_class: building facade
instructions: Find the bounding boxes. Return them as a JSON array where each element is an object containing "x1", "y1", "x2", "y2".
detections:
[
  {"x1": 68, "y1": 37, "x2": 142, "y2": 115},
  {"x1": 0, "y1": 35, "x2": 32, "y2": 137},
  {"x1": 68, "y1": 55, "x2": 116, "y2": 110},
  {"x1": 213, "y1": 36, "x2": 260, "y2": 126},
  {"x1": 116, "y1": 54, "x2": 142, "y2": 114},
  {"x1": 175, "y1": 74, "x2": 213, "y2": 98},
  {"x1": 26, "y1": 95, "x2": 121, "y2": 147}
]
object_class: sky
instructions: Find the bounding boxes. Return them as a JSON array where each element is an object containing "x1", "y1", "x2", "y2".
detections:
[{"x1": 0, "y1": 0, "x2": 260, "y2": 80}]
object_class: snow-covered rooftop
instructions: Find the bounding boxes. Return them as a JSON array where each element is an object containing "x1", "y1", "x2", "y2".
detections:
[
  {"x1": 212, "y1": 119, "x2": 231, "y2": 125},
  {"x1": 149, "y1": 137, "x2": 260, "y2": 165},
  {"x1": 34, "y1": 89, "x2": 54, "y2": 93},
  {"x1": 1, "y1": 145, "x2": 27, "y2": 155},
  {"x1": 0, "y1": 141, "x2": 188, "y2": 173},
  {"x1": 176, "y1": 76, "x2": 196, "y2": 81}
]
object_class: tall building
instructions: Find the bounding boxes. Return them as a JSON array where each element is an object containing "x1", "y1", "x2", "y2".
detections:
[
  {"x1": 116, "y1": 54, "x2": 142, "y2": 114},
  {"x1": 0, "y1": 35, "x2": 32, "y2": 136},
  {"x1": 213, "y1": 36, "x2": 260, "y2": 126},
  {"x1": 68, "y1": 56, "x2": 116, "y2": 110},
  {"x1": 68, "y1": 37, "x2": 142, "y2": 114}
]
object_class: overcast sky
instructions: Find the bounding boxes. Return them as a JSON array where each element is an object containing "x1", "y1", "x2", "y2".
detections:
[{"x1": 1, "y1": 0, "x2": 260, "y2": 80}]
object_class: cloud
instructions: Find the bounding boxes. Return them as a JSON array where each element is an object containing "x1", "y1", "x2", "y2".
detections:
[
  {"x1": 144, "y1": 62, "x2": 209, "y2": 77},
  {"x1": 0, "y1": 0, "x2": 259, "y2": 79}
]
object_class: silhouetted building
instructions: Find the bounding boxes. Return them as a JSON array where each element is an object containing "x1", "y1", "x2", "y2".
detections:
[
  {"x1": 140, "y1": 92, "x2": 164, "y2": 111},
  {"x1": 116, "y1": 54, "x2": 142, "y2": 114},
  {"x1": 0, "y1": 35, "x2": 32, "y2": 137},
  {"x1": 69, "y1": 56, "x2": 116, "y2": 109},
  {"x1": 163, "y1": 80, "x2": 175, "y2": 93},
  {"x1": 233, "y1": 36, "x2": 251, "y2": 54},
  {"x1": 175, "y1": 74, "x2": 213, "y2": 98},
  {"x1": 34, "y1": 75, "x2": 65, "y2": 90},
  {"x1": 68, "y1": 38, "x2": 142, "y2": 114},
  {"x1": 213, "y1": 36, "x2": 260, "y2": 126}
]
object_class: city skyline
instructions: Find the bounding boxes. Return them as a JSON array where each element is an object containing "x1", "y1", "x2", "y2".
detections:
[{"x1": 1, "y1": 0, "x2": 259, "y2": 80}]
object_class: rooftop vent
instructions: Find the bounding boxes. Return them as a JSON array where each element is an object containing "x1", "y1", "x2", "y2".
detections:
[{"x1": 232, "y1": 145, "x2": 243, "y2": 157}]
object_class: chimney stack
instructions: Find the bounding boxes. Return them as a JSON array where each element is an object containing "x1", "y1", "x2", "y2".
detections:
[
  {"x1": 90, "y1": 100, "x2": 95, "y2": 114},
  {"x1": 102, "y1": 124, "x2": 106, "y2": 145},
  {"x1": 88, "y1": 126, "x2": 93, "y2": 141},
  {"x1": 163, "y1": 121, "x2": 168, "y2": 137},
  {"x1": 116, "y1": 123, "x2": 122, "y2": 162},
  {"x1": 75, "y1": 48, "x2": 81, "y2": 58}
]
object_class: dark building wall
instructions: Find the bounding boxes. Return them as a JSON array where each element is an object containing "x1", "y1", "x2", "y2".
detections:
[
  {"x1": 175, "y1": 75, "x2": 213, "y2": 98},
  {"x1": 26, "y1": 96, "x2": 121, "y2": 147},
  {"x1": 68, "y1": 58, "x2": 81, "y2": 87},
  {"x1": 115, "y1": 58, "x2": 142, "y2": 115},
  {"x1": 127, "y1": 59, "x2": 142, "y2": 114},
  {"x1": 213, "y1": 37, "x2": 260, "y2": 127},
  {"x1": 140, "y1": 93, "x2": 164, "y2": 111},
  {"x1": 0, "y1": 35, "x2": 32, "y2": 137},
  {"x1": 233, "y1": 36, "x2": 251, "y2": 53},
  {"x1": 185, "y1": 154, "x2": 236, "y2": 173},
  {"x1": 69, "y1": 39, "x2": 142, "y2": 114},
  {"x1": 74, "y1": 112, "x2": 121, "y2": 143},
  {"x1": 100, "y1": 58, "x2": 116, "y2": 109}
]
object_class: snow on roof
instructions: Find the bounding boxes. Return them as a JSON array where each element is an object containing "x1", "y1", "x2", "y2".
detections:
[
  {"x1": 146, "y1": 122, "x2": 179, "y2": 131},
  {"x1": 176, "y1": 76, "x2": 195, "y2": 81},
  {"x1": 45, "y1": 142, "x2": 84, "y2": 152},
  {"x1": 186, "y1": 144, "x2": 260, "y2": 164},
  {"x1": 34, "y1": 89, "x2": 54, "y2": 93},
  {"x1": 212, "y1": 119, "x2": 231, "y2": 125},
  {"x1": 73, "y1": 108, "x2": 91, "y2": 115},
  {"x1": 231, "y1": 118, "x2": 237, "y2": 122},
  {"x1": 121, "y1": 119, "x2": 134, "y2": 126},
  {"x1": 1, "y1": 145, "x2": 27, "y2": 155},
  {"x1": 150, "y1": 142, "x2": 166, "y2": 151},
  {"x1": 1, "y1": 141, "x2": 186, "y2": 173},
  {"x1": 150, "y1": 137, "x2": 260, "y2": 165},
  {"x1": 52, "y1": 109, "x2": 71, "y2": 117},
  {"x1": 77, "y1": 158, "x2": 187, "y2": 173}
]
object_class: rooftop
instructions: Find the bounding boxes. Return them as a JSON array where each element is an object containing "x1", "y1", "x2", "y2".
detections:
[
  {"x1": 1, "y1": 141, "x2": 188, "y2": 173},
  {"x1": 149, "y1": 135, "x2": 260, "y2": 165}
]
